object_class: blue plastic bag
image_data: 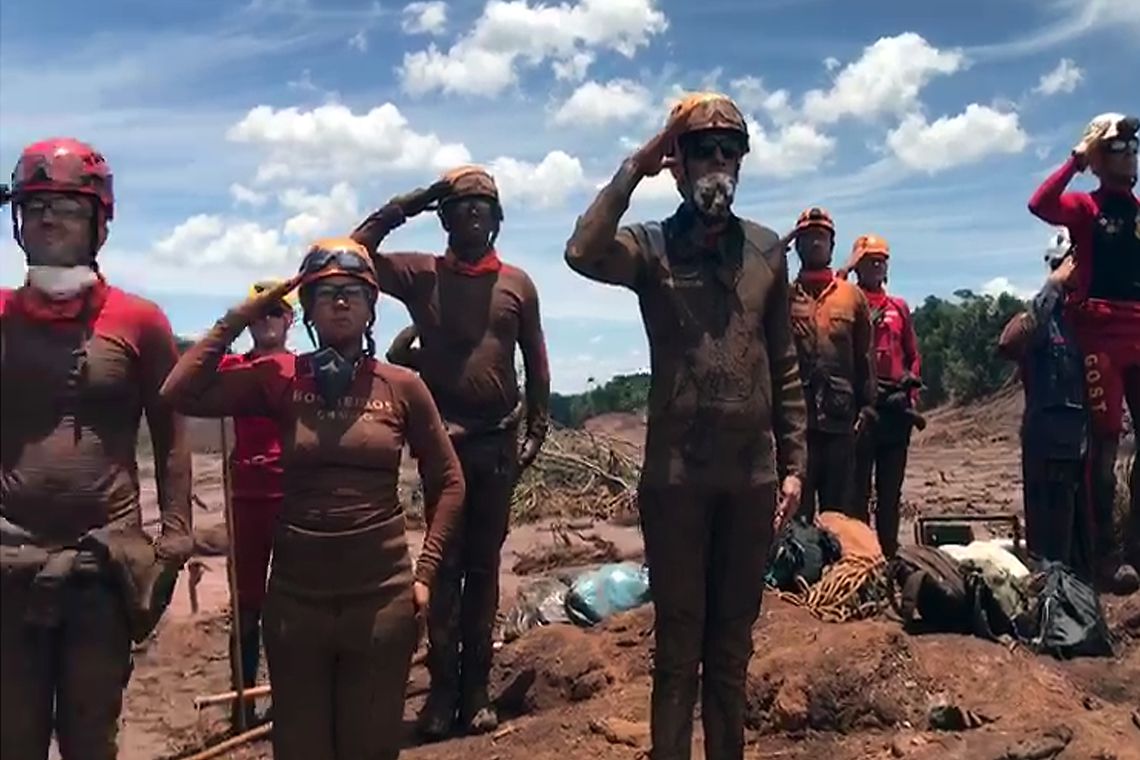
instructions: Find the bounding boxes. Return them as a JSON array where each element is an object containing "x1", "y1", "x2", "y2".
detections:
[{"x1": 565, "y1": 562, "x2": 651, "y2": 626}]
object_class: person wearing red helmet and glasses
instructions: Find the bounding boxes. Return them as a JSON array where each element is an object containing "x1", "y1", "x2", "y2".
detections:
[
  {"x1": 0, "y1": 138, "x2": 192, "y2": 760},
  {"x1": 837, "y1": 234, "x2": 922, "y2": 557},
  {"x1": 351, "y1": 165, "x2": 549, "y2": 738},
  {"x1": 1028, "y1": 113, "x2": 1140, "y2": 595},
  {"x1": 216, "y1": 279, "x2": 296, "y2": 728},
  {"x1": 161, "y1": 239, "x2": 465, "y2": 760}
]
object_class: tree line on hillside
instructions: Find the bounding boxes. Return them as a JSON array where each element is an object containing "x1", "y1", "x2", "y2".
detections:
[
  {"x1": 175, "y1": 288, "x2": 1030, "y2": 428},
  {"x1": 549, "y1": 289, "x2": 1029, "y2": 427}
]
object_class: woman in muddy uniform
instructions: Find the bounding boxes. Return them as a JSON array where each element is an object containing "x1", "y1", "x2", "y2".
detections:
[{"x1": 161, "y1": 238, "x2": 465, "y2": 760}]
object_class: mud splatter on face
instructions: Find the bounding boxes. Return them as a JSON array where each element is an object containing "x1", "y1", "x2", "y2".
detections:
[{"x1": 692, "y1": 172, "x2": 736, "y2": 219}]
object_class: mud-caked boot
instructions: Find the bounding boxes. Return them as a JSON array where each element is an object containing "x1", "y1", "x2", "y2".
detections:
[
  {"x1": 1097, "y1": 560, "x2": 1140, "y2": 596},
  {"x1": 416, "y1": 687, "x2": 459, "y2": 742},
  {"x1": 460, "y1": 686, "x2": 499, "y2": 736}
]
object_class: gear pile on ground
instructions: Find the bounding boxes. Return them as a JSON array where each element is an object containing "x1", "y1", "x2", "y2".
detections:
[{"x1": 401, "y1": 425, "x2": 641, "y2": 526}]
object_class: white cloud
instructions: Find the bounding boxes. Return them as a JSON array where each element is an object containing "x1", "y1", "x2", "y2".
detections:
[
  {"x1": 488, "y1": 150, "x2": 587, "y2": 208},
  {"x1": 745, "y1": 121, "x2": 837, "y2": 178},
  {"x1": 399, "y1": 0, "x2": 668, "y2": 97},
  {"x1": 227, "y1": 103, "x2": 472, "y2": 182},
  {"x1": 823, "y1": 56, "x2": 841, "y2": 72},
  {"x1": 629, "y1": 172, "x2": 678, "y2": 202},
  {"x1": 551, "y1": 79, "x2": 651, "y2": 127},
  {"x1": 966, "y1": 0, "x2": 1140, "y2": 60},
  {"x1": 1033, "y1": 57, "x2": 1083, "y2": 95},
  {"x1": 401, "y1": 1, "x2": 448, "y2": 36},
  {"x1": 982, "y1": 276, "x2": 1035, "y2": 300},
  {"x1": 552, "y1": 51, "x2": 595, "y2": 82},
  {"x1": 729, "y1": 76, "x2": 796, "y2": 125},
  {"x1": 287, "y1": 69, "x2": 320, "y2": 92},
  {"x1": 279, "y1": 182, "x2": 361, "y2": 239},
  {"x1": 886, "y1": 104, "x2": 1028, "y2": 173},
  {"x1": 153, "y1": 215, "x2": 290, "y2": 268},
  {"x1": 802, "y1": 33, "x2": 965, "y2": 124},
  {"x1": 348, "y1": 30, "x2": 368, "y2": 52},
  {"x1": 230, "y1": 183, "x2": 269, "y2": 207}
]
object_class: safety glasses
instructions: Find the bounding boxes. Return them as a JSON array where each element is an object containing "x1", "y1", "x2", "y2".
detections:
[
  {"x1": 309, "y1": 282, "x2": 373, "y2": 304},
  {"x1": 298, "y1": 246, "x2": 373, "y2": 277},
  {"x1": 17, "y1": 195, "x2": 93, "y2": 221},
  {"x1": 1104, "y1": 137, "x2": 1139, "y2": 155},
  {"x1": 684, "y1": 133, "x2": 746, "y2": 162}
]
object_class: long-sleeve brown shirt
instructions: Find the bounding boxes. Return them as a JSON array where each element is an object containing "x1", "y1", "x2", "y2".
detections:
[
  {"x1": 352, "y1": 204, "x2": 550, "y2": 444},
  {"x1": 1, "y1": 282, "x2": 192, "y2": 555},
  {"x1": 160, "y1": 312, "x2": 465, "y2": 594},
  {"x1": 566, "y1": 199, "x2": 808, "y2": 488},
  {"x1": 789, "y1": 275, "x2": 877, "y2": 433}
]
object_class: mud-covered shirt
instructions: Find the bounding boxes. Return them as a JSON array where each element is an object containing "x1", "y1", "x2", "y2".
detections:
[
  {"x1": 789, "y1": 275, "x2": 876, "y2": 433},
  {"x1": 160, "y1": 313, "x2": 465, "y2": 593},
  {"x1": 566, "y1": 205, "x2": 808, "y2": 488},
  {"x1": 0, "y1": 281, "x2": 192, "y2": 551},
  {"x1": 351, "y1": 204, "x2": 551, "y2": 443}
]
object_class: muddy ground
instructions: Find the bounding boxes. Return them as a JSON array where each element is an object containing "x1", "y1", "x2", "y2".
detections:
[{"x1": 113, "y1": 387, "x2": 1140, "y2": 760}]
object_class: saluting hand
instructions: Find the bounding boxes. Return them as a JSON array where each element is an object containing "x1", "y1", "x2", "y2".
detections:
[
  {"x1": 391, "y1": 179, "x2": 453, "y2": 218},
  {"x1": 631, "y1": 97, "x2": 704, "y2": 177},
  {"x1": 229, "y1": 275, "x2": 302, "y2": 324}
]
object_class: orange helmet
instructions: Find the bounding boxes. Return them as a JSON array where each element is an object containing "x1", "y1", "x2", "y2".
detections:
[
  {"x1": 296, "y1": 237, "x2": 378, "y2": 290},
  {"x1": 838, "y1": 234, "x2": 890, "y2": 278},
  {"x1": 795, "y1": 206, "x2": 835, "y2": 236},
  {"x1": 668, "y1": 93, "x2": 750, "y2": 147},
  {"x1": 852, "y1": 234, "x2": 890, "y2": 258}
]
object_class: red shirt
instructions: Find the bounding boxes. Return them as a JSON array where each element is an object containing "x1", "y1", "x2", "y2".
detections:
[
  {"x1": 219, "y1": 352, "x2": 287, "y2": 500},
  {"x1": 862, "y1": 288, "x2": 921, "y2": 391},
  {"x1": 1028, "y1": 155, "x2": 1140, "y2": 309}
]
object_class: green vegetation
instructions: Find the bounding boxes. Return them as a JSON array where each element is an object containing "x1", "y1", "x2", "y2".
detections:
[
  {"x1": 549, "y1": 289, "x2": 1030, "y2": 426},
  {"x1": 549, "y1": 373, "x2": 651, "y2": 427}
]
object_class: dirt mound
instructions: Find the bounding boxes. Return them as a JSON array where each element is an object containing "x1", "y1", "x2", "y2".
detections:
[{"x1": 914, "y1": 384, "x2": 1024, "y2": 449}]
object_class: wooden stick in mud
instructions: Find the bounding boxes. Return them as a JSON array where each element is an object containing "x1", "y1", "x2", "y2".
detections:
[
  {"x1": 219, "y1": 419, "x2": 247, "y2": 733},
  {"x1": 194, "y1": 684, "x2": 272, "y2": 710},
  {"x1": 193, "y1": 648, "x2": 428, "y2": 709},
  {"x1": 181, "y1": 722, "x2": 272, "y2": 760}
]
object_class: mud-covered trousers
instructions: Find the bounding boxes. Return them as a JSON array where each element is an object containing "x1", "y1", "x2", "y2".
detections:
[
  {"x1": 1022, "y1": 453, "x2": 1085, "y2": 572},
  {"x1": 799, "y1": 430, "x2": 854, "y2": 520},
  {"x1": 850, "y1": 414, "x2": 912, "y2": 557},
  {"x1": 638, "y1": 483, "x2": 777, "y2": 760},
  {"x1": 426, "y1": 431, "x2": 517, "y2": 713},
  {"x1": 0, "y1": 576, "x2": 133, "y2": 760},
  {"x1": 263, "y1": 583, "x2": 418, "y2": 760}
]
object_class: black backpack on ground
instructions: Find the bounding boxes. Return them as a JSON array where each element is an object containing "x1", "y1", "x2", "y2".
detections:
[{"x1": 765, "y1": 518, "x2": 842, "y2": 591}]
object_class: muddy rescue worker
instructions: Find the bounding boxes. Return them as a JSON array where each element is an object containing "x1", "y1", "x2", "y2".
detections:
[
  {"x1": 1028, "y1": 112, "x2": 1140, "y2": 594},
  {"x1": 350, "y1": 166, "x2": 550, "y2": 738},
  {"x1": 998, "y1": 230, "x2": 1088, "y2": 573},
  {"x1": 788, "y1": 207, "x2": 876, "y2": 518},
  {"x1": 838, "y1": 234, "x2": 921, "y2": 557},
  {"x1": 0, "y1": 138, "x2": 193, "y2": 760},
  {"x1": 161, "y1": 240, "x2": 465, "y2": 760},
  {"x1": 563, "y1": 93, "x2": 807, "y2": 760},
  {"x1": 218, "y1": 279, "x2": 296, "y2": 724}
]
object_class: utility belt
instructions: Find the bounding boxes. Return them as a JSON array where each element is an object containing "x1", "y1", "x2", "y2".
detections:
[{"x1": 0, "y1": 516, "x2": 182, "y2": 643}]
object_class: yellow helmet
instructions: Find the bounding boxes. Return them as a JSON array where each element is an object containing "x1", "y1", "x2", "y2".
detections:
[{"x1": 248, "y1": 278, "x2": 298, "y2": 308}]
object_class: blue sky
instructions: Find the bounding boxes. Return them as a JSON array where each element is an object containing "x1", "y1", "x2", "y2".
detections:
[{"x1": 1, "y1": 0, "x2": 1136, "y2": 392}]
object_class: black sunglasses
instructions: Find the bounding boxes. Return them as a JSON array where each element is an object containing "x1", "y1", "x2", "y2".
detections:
[
  {"x1": 685, "y1": 134, "x2": 746, "y2": 162},
  {"x1": 1105, "y1": 137, "x2": 1139, "y2": 154},
  {"x1": 298, "y1": 247, "x2": 371, "y2": 277},
  {"x1": 310, "y1": 282, "x2": 373, "y2": 303}
]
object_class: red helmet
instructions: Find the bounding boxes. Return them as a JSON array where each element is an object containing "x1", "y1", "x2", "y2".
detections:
[{"x1": 10, "y1": 138, "x2": 114, "y2": 219}]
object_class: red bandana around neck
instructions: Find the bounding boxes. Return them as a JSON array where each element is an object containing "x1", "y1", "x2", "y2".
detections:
[
  {"x1": 11, "y1": 277, "x2": 109, "y2": 324},
  {"x1": 440, "y1": 249, "x2": 503, "y2": 277},
  {"x1": 861, "y1": 287, "x2": 890, "y2": 310},
  {"x1": 798, "y1": 267, "x2": 834, "y2": 286}
]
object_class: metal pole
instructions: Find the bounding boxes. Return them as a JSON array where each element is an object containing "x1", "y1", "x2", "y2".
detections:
[{"x1": 220, "y1": 418, "x2": 248, "y2": 733}]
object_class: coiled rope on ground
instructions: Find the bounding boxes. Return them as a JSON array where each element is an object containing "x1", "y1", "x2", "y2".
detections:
[{"x1": 774, "y1": 554, "x2": 891, "y2": 623}]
